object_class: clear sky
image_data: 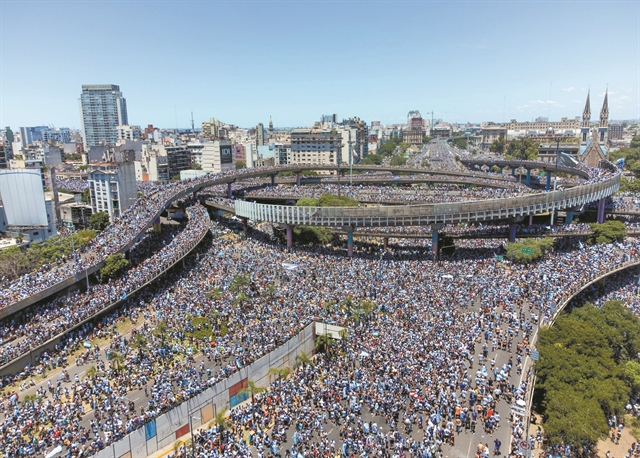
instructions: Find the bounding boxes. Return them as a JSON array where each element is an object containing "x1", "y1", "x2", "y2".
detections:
[{"x1": 1, "y1": 0, "x2": 638, "y2": 130}]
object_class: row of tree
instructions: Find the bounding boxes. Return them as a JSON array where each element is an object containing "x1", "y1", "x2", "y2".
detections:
[
  {"x1": 490, "y1": 137, "x2": 540, "y2": 161},
  {"x1": 0, "y1": 230, "x2": 97, "y2": 281},
  {"x1": 536, "y1": 300, "x2": 640, "y2": 447},
  {"x1": 610, "y1": 135, "x2": 640, "y2": 176}
]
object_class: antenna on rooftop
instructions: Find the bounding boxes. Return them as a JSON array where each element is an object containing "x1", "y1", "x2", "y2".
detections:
[{"x1": 191, "y1": 111, "x2": 195, "y2": 134}]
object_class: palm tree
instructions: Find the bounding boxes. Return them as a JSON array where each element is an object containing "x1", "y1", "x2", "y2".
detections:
[
  {"x1": 230, "y1": 274, "x2": 250, "y2": 293},
  {"x1": 155, "y1": 321, "x2": 169, "y2": 345},
  {"x1": 315, "y1": 333, "x2": 334, "y2": 355},
  {"x1": 233, "y1": 291, "x2": 251, "y2": 307},
  {"x1": 294, "y1": 350, "x2": 313, "y2": 368},
  {"x1": 109, "y1": 351, "x2": 125, "y2": 375},
  {"x1": 131, "y1": 334, "x2": 147, "y2": 357},
  {"x1": 84, "y1": 365, "x2": 98, "y2": 380},
  {"x1": 265, "y1": 284, "x2": 276, "y2": 297},
  {"x1": 206, "y1": 288, "x2": 222, "y2": 300},
  {"x1": 22, "y1": 394, "x2": 37, "y2": 406},
  {"x1": 268, "y1": 366, "x2": 291, "y2": 383},
  {"x1": 213, "y1": 407, "x2": 229, "y2": 452},
  {"x1": 239, "y1": 380, "x2": 267, "y2": 405}
]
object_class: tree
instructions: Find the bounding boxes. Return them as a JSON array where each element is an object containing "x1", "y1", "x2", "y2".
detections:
[
  {"x1": 108, "y1": 351, "x2": 125, "y2": 375},
  {"x1": 81, "y1": 189, "x2": 90, "y2": 203},
  {"x1": 296, "y1": 197, "x2": 319, "y2": 207},
  {"x1": 214, "y1": 407, "x2": 230, "y2": 432},
  {"x1": 422, "y1": 136, "x2": 431, "y2": 144},
  {"x1": 191, "y1": 163, "x2": 202, "y2": 170},
  {"x1": 611, "y1": 146, "x2": 640, "y2": 176},
  {"x1": 89, "y1": 211, "x2": 110, "y2": 231},
  {"x1": 239, "y1": 380, "x2": 267, "y2": 405},
  {"x1": 389, "y1": 154, "x2": 408, "y2": 166},
  {"x1": 588, "y1": 220, "x2": 626, "y2": 245},
  {"x1": 506, "y1": 138, "x2": 539, "y2": 161},
  {"x1": 230, "y1": 273, "x2": 251, "y2": 293},
  {"x1": 154, "y1": 321, "x2": 169, "y2": 345},
  {"x1": 505, "y1": 237, "x2": 554, "y2": 264},
  {"x1": 315, "y1": 333, "x2": 334, "y2": 355},
  {"x1": 451, "y1": 137, "x2": 468, "y2": 149},
  {"x1": 535, "y1": 301, "x2": 640, "y2": 448},
  {"x1": 99, "y1": 253, "x2": 130, "y2": 283},
  {"x1": 15, "y1": 232, "x2": 24, "y2": 244},
  {"x1": 171, "y1": 173, "x2": 181, "y2": 181},
  {"x1": 361, "y1": 154, "x2": 383, "y2": 165},
  {"x1": 131, "y1": 333, "x2": 147, "y2": 357},
  {"x1": 489, "y1": 137, "x2": 506, "y2": 155},
  {"x1": 84, "y1": 365, "x2": 98, "y2": 380},
  {"x1": 294, "y1": 350, "x2": 313, "y2": 368},
  {"x1": 236, "y1": 160, "x2": 246, "y2": 169},
  {"x1": 379, "y1": 141, "x2": 397, "y2": 156}
]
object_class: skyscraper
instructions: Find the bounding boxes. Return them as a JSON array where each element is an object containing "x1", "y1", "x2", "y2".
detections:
[{"x1": 79, "y1": 84, "x2": 128, "y2": 151}]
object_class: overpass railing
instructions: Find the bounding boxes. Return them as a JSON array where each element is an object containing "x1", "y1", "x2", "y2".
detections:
[{"x1": 235, "y1": 174, "x2": 620, "y2": 227}]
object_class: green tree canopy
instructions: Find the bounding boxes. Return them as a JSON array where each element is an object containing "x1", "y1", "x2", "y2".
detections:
[
  {"x1": 236, "y1": 160, "x2": 246, "y2": 169},
  {"x1": 361, "y1": 154, "x2": 383, "y2": 165},
  {"x1": 610, "y1": 143, "x2": 640, "y2": 176},
  {"x1": 588, "y1": 220, "x2": 626, "y2": 245},
  {"x1": 505, "y1": 237, "x2": 554, "y2": 263},
  {"x1": 89, "y1": 212, "x2": 110, "y2": 231},
  {"x1": 536, "y1": 301, "x2": 640, "y2": 447},
  {"x1": 99, "y1": 253, "x2": 130, "y2": 283},
  {"x1": 506, "y1": 138, "x2": 540, "y2": 160},
  {"x1": 389, "y1": 154, "x2": 408, "y2": 166},
  {"x1": 451, "y1": 137, "x2": 468, "y2": 149},
  {"x1": 489, "y1": 137, "x2": 506, "y2": 155}
]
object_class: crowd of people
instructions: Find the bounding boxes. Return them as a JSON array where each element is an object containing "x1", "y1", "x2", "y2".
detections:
[
  {"x1": 0, "y1": 159, "x2": 627, "y2": 458},
  {"x1": 0, "y1": 203, "x2": 211, "y2": 367},
  {"x1": 0, "y1": 214, "x2": 638, "y2": 457}
]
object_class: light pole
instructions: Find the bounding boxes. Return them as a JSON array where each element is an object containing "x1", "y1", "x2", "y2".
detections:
[{"x1": 189, "y1": 412, "x2": 201, "y2": 456}]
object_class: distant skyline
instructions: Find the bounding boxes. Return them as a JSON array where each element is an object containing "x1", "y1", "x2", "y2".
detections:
[{"x1": 1, "y1": 0, "x2": 638, "y2": 130}]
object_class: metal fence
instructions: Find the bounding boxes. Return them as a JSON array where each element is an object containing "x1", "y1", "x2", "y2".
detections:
[{"x1": 236, "y1": 174, "x2": 620, "y2": 227}]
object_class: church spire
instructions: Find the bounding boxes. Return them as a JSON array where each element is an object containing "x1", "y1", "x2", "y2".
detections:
[
  {"x1": 600, "y1": 89, "x2": 609, "y2": 129},
  {"x1": 582, "y1": 90, "x2": 591, "y2": 128},
  {"x1": 269, "y1": 116, "x2": 274, "y2": 132}
]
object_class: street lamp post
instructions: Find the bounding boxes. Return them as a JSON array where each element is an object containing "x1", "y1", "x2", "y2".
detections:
[{"x1": 189, "y1": 412, "x2": 201, "y2": 456}]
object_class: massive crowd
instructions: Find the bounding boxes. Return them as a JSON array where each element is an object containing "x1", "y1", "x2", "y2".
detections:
[
  {"x1": 0, "y1": 216, "x2": 638, "y2": 457},
  {"x1": 0, "y1": 160, "x2": 627, "y2": 458},
  {"x1": 0, "y1": 203, "x2": 211, "y2": 367}
]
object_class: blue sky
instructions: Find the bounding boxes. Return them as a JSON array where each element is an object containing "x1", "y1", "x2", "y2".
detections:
[{"x1": 1, "y1": 0, "x2": 638, "y2": 129}]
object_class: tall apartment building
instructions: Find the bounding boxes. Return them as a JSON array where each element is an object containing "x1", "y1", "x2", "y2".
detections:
[
  {"x1": 202, "y1": 118, "x2": 220, "y2": 141},
  {"x1": 290, "y1": 129, "x2": 341, "y2": 167},
  {"x1": 41, "y1": 128, "x2": 71, "y2": 144},
  {"x1": 256, "y1": 123, "x2": 266, "y2": 148},
  {"x1": 88, "y1": 150, "x2": 137, "y2": 222},
  {"x1": 20, "y1": 126, "x2": 48, "y2": 146},
  {"x1": 609, "y1": 124, "x2": 623, "y2": 140},
  {"x1": 79, "y1": 84, "x2": 128, "y2": 151},
  {"x1": 0, "y1": 142, "x2": 6, "y2": 169}
]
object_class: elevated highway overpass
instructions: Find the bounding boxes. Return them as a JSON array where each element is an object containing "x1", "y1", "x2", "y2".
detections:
[{"x1": 0, "y1": 163, "x2": 619, "y2": 317}]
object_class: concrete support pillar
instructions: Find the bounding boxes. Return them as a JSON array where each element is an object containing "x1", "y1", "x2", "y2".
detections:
[
  {"x1": 597, "y1": 198, "x2": 606, "y2": 224},
  {"x1": 296, "y1": 172, "x2": 301, "y2": 187},
  {"x1": 241, "y1": 217, "x2": 250, "y2": 234},
  {"x1": 529, "y1": 214, "x2": 533, "y2": 226},
  {"x1": 499, "y1": 167, "x2": 503, "y2": 174},
  {"x1": 383, "y1": 237, "x2": 388, "y2": 250},
  {"x1": 270, "y1": 175, "x2": 275, "y2": 186},
  {"x1": 285, "y1": 225, "x2": 293, "y2": 248},
  {"x1": 511, "y1": 168, "x2": 516, "y2": 176},
  {"x1": 432, "y1": 230, "x2": 439, "y2": 259},
  {"x1": 509, "y1": 223, "x2": 517, "y2": 243},
  {"x1": 525, "y1": 169, "x2": 531, "y2": 186},
  {"x1": 546, "y1": 172, "x2": 552, "y2": 191},
  {"x1": 153, "y1": 216, "x2": 161, "y2": 234},
  {"x1": 566, "y1": 211, "x2": 573, "y2": 224},
  {"x1": 347, "y1": 231, "x2": 353, "y2": 257},
  {"x1": 227, "y1": 182, "x2": 233, "y2": 199}
]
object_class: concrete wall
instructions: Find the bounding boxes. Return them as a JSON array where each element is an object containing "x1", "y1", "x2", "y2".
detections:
[{"x1": 92, "y1": 322, "x2": 316, "y2": 458}]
